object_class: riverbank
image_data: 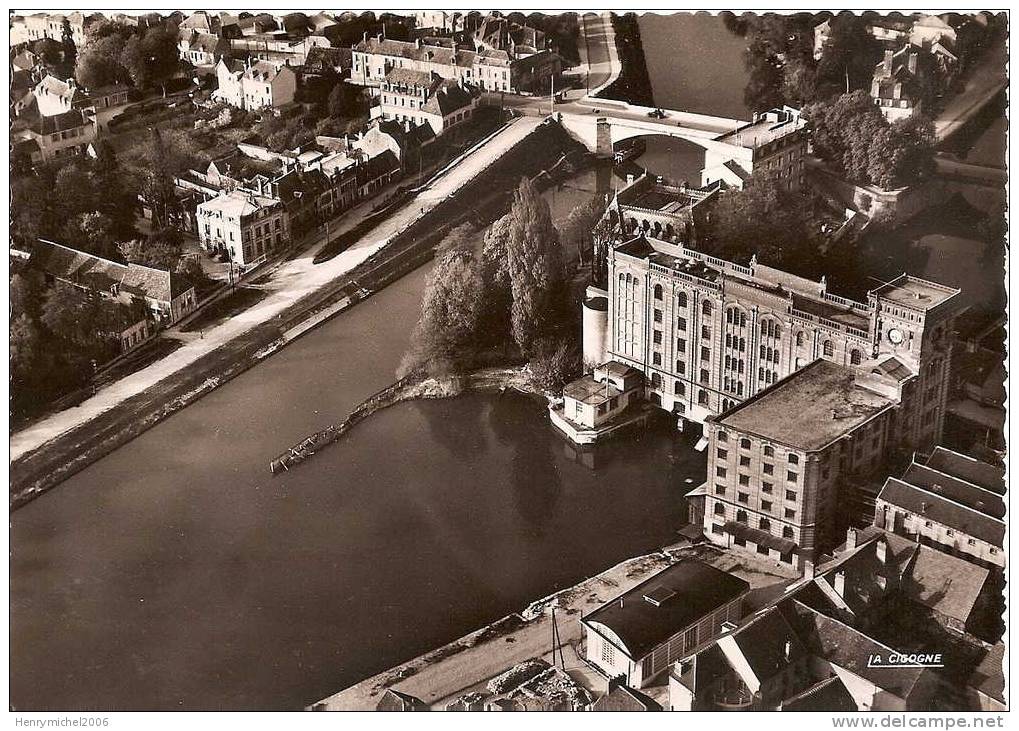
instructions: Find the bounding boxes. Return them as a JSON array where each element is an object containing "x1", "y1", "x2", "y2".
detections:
[
  {"x1": 594, "y1": 12, "x2": 655, "y2": 107},
  {"x1": 312, "y1": 542, "x2": 796, "y2": 710},
  {"x1": 9, "y1": 120, "x2": 592, "y2": 510}
]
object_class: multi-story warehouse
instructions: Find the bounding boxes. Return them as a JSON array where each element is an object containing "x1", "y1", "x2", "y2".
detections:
[
  {"x1": 585, "y1": 219, "x2": 959, "y2": 437},
  {"x1": 576, "y1": 178, "x2": 961, "y2": 571},
  {"x1": 698, "y1": 359, "x2": 910, "y2": 570}
]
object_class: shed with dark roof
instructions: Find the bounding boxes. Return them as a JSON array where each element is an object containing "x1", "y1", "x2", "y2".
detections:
[{"x1": 582, "y1": 559, "x2": 749, "y2": 688}]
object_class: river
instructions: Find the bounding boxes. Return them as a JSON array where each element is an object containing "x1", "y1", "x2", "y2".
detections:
[
  {"x1": 636, "y1": 12, "x2": 750, "y2": 184},
  {"x1": 10, "y1": 12, "x2": 1005, "y2": 712},
  {"x1": 10, "y1": 161, "x2": 702, "y2": 710}
]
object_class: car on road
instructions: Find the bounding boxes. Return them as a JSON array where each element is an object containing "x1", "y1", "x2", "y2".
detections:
[{"x1": 647, "y1": 108, "x2": 667, "y2": 119}]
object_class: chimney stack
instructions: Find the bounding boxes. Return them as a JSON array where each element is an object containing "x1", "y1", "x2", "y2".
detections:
[
  {"x1": 876, "y1": 537, "x2": 888, "y2": 565},
  {"x1": 803, "y1": 559, "x2": 815, "y2": 579},
  {"x1": 834, "y1": 570, "x2": 846, "y2": 598},
  {"x1": 846, "y1": 527, "x2": 858, "y2": 550},
  {"x1": 883, "y1": 49, "x2": 894, "y2": 75},
  {"x1": 907, "y1": 51, "x2": 918, "y2": 75},
  {"x1": 783, "y1": 640, "x2": 792, "y2": 662}
]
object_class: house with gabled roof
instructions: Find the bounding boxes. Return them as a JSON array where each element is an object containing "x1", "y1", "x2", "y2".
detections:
[
  {"x1": 874, "y1": 447, "x2": 1005, "y2": 569},
  {"x1": 214, "y1": 58, "x2": 297, "y2": 111},
  {"x1": 30, "y1": 239, "x2": 197, "y2": 324},
  {"x1": 178, "y1": 29, "x2": 229, "y2": 68},
  {"x1": 374, "y1": 67, "x2": 479, "y2": 136}
]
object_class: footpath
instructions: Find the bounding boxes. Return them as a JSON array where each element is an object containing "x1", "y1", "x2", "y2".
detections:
[{"x1": 10, "y1": 119, "x2": 542, "y2": 479}]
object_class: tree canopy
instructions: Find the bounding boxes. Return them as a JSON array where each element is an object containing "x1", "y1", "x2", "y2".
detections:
[{"x1": 804, "y1": 90, "x2": 935, "y2": 189}]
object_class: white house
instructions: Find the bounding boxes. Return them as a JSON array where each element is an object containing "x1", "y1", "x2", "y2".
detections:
[{"x1": 214, "y1": 58, "x2": 297, "y2": 111}]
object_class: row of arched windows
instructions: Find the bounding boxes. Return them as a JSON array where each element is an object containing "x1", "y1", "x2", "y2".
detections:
[
  {"x1": 721, "y1": 507, "x2": 795, "y2": 538},
  {"x1": 725, "y1": 308, "x2": 747, "y2": 328},
  {"x1": 760, "y1": 345, "x2": 780, "y2": 364},
  {"x1": 761, "y1": 319, "x2": 781, "y2": 338},
  {"x1": 725, "y1": 334, "x2": 746, "y2": 352}
]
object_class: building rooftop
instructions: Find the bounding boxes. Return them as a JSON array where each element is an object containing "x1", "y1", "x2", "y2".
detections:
[
  {"x1": 201, "y1": 188, "x2": 280, "y2": 218},
  {"x1": 31, "y1": 239, "x2": 193, "y2": 303},
  {"x1": 876, "y1": 477, "x2": 1004, "y2": 547},
  {"x1": 790, "y1": 291, "x2": 871, "y2": 330},
  {"x1": 781, "y1": 676, "x2": 857, "y2": 712},
  {"x1": 563, "y1": 374, "x2": 622, "y2": 406},
  {"x1": 582, "y1": 559, "x2": 749, "y2": 661},
  {"x1": 718, "y1": 106, "x2": 805, "y2": 149},
  {"x1": 29, "y1": 109, "x2": 91, "y2": 136},
  {"x1": 967, "y1": 643, "x2": 1005, "y2": 704},
  {"x1": 869, "y1": 273, "x2": 960, "y2": 311},
  {"x1": 900, "y1": 462, "x2": 1004, "y2": 517},
  {"x1": 591, "y1": 684, "x2": 661, "y2": 711},
  {"x1": 716, "y1": 360, "x2": 895, "y2": 452},
  {"x1": 924, "y1": 446, "x2": 1004, "y2": 493},
  {"x1": 782, "y1": 600, "x2": 930, "y2": 700},
  {"x1": 887, "y1": 532, "x2": 990, "y2": 624}
]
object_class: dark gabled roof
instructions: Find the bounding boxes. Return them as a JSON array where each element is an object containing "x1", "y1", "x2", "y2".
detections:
[
  {"x1": 421, "y1": 81, "x2": 476, "y2": 117},
  {"x1": 582, "y1": 559, "x2": 749, "y2": 661},
  {"x1": 967, "y1": 643, "x2": 1005, "y2": 703},
  {"x1": 31, "y1": 239, "x2": 193, "y2": 303},
  {"x1": 781, "y1": 676, "x2": 857, "y2": 711},
  {"x1": 900, "y1": 462, "x2": 1004, "y2": 518},
  {"x1": 591, "y1": 684, "x2": 661, "y2": 711},
  {"x1": 304, "y1": 45, "x2": 350, "y2": 70},
  {"x1": 877, "y1": 477, "x2": 1004, "y2": 546},
  {"x1": 384, "y1": 66, "x2": 434, "y2": 86},
  {"x1": 925, "y1": 447, "x2": 1004, "y2": 494},
  {"x1": 781, "y1": 599, "x2": 928, "y2": 699},
  {"x1": 728, "y1": 605, "x2": 807, "y2": 680},
  {"x1": 30, "y1": 109, "x2": 91, "y2": 135},
  {"x1": 892, "y1": 534, "x2": 989, "y2": 625},
  {"x1": 363, "y1": 149, "x2": 400, "y2": 180}
]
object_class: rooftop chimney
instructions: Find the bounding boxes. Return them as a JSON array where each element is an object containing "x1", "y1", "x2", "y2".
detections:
[
  {"x1": 783, "y1": 640, "x2": 792, "y2": 662},
  {"x1": 883, "y1": 49, "x2": 894, "y2": 75},
  {"x1": 876, "y1": 537, "x2": 888, "y2": 565},
  {"x1": 846, "y1": 527, "x2": 858, "y2": 550},
  {"x1": 833, "y1": 570, "x2": 846, "y2": 598},
  {"x1": 907, "y1": 51, "x2": 918, "y2": 75}
]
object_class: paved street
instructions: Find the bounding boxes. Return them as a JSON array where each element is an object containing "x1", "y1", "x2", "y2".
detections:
[{"x1": 10, "y1": 118, "x2": 542, "y2": 463}]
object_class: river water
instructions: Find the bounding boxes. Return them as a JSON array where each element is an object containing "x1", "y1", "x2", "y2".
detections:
[
  {"x1": 10, "y1": 12, "x2": 1005, "y2": 712},
  {"x1": 10, "y1": 161, "x2": 699, "y2": 709}
]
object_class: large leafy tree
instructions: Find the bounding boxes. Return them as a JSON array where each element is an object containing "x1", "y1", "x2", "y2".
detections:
[
  {"x1": 814, "y1": 13, "x2": 882, "y2": 98},
  {"x1": 119, "y1": 228, "x2": 184, "y2": 270},
  {"x1": 805, "y1": 90, "x2": 934, "y2": 188},
  {"x1": 60, "y1": 18, "x2": 77, "y2": 68},
  {"x1": 403, "y1": 241, "x2": 485, "y2": 376},
  {"x1": 505, "y1": 177, "x2": 566, "y2": 356}
]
